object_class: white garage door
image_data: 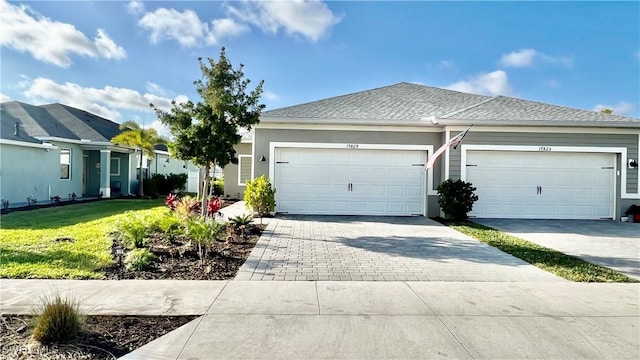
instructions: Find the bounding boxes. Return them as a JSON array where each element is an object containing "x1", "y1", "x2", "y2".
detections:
[
  {"x1": 466, "y1": 151, "x2": 615, "y2": 219},
  {"x1": 274, "y1": 148, "x2": 426, "y2": 215}
]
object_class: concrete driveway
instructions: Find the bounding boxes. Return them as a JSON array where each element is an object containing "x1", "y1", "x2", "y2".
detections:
[
  {"x1": 475, "y1": 219, "x2": 640, "y2": 280},
  {"x1": 236, "y1": 215, "x2": 563, "y2": 282}
]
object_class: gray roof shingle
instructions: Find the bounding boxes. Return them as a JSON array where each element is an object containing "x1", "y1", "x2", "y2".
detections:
[
  {"x1": 261, "y1": 82, "x2": 640, "y2": 125},
  {"x1": 262, "y1": 82, "x2": 491, "y2": 121},
  {"x1": 1, "y1": 101, "x2": 121, "y2": 142}
]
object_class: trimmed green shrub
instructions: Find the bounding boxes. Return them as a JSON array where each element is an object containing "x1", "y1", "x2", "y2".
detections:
[
  {"x1": 211, "y1": 177, "x2": 224, "y2": 196},
  {"x1": 32, "y1": 294, "x2": 83, "y2": 344},
  {"x1": 145, "y1": 173, "x2": 188, "y2": 196},
  {"x1": 437, "y1": 179, "x2": 479, "y2": 220},
  {"x1": 244, "y1": 175, "x2": 276, "y2": 218},
  {"x1": 125, "y1": 248, "x2": 156, "y2": 271}
]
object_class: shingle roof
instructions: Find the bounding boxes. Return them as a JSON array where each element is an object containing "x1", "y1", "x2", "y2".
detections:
[
  {"x1": 262, "y1": 82, "x2": 491, "y2": 121},
  {"x1": 443, "y1": 95, "x2": 638, "y2": 123},
  {"x1": 0, "y1": 105, "x2": 42, "y2": 144},
  {"x1": 0, "y1": 101, "x2": 121, "y2": 142},
  {"x1": 261, "y1": 82, "x2": 640, "y2": 125}
]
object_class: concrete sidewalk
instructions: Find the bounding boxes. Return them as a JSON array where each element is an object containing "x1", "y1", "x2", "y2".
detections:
[
  {"x1": 1, "y1": 280, "x2": 638, "y2": 359},
  {"x1": 119, "y1": 281, "x2": 637, "y2": 360}
]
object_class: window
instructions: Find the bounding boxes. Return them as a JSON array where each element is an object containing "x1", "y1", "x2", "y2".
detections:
[
  {"x1": 60, "y1": 149, "x2": 71, "y2": 179},
  {"x1": 110, "y1": 157, "x2": 120, "y2": 176},
  {"x1": 238, "y1": 155, "x2": 253, "y2": 186}
]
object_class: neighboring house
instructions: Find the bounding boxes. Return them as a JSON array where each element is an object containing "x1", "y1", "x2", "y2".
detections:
[
  {"x1": 0, "y1": 101, "x2": 193, "y2": 205},
  {"x1": 223, "y1": 131, "x2": 254, "y2": 199},
  {"x1": 228, "y1": 82, "x2": 640, "y2": 220}
]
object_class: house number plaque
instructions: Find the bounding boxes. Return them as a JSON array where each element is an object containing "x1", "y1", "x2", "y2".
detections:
[
  {"x1": 346, "y1": 144, "x2": 359, "y2": 149},
  {"x1": 538, "y1": 146, "x2": 552, "y2": 152}
]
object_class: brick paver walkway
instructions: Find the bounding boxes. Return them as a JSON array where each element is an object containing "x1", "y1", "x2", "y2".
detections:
[{"x1": 236, "y1": 216, "x2": 563, "y2": 281}]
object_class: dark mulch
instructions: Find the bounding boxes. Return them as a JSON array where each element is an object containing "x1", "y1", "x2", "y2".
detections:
[
  {"x1": 0, "y1": 315, "x2": 197, "y2": 359},
  {"x1": 104, "y1": 222, "x2": 266, "y2": 280}
]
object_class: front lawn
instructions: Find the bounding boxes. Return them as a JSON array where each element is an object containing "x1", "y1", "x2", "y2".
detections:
[
  {"x1": 0, "y1": 199, "x2": 164, "y2": 279},
  {"x1": 447, "y1": 220, "x2": 637, "y2": 283}
]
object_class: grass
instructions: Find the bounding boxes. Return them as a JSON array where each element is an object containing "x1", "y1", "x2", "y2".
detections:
[
  {"x1": 0, "y1": 199, "x2": 165, "y2": 279},
  {"x1": 448, "y1": 220, "x2": 637, "y2": 283}
]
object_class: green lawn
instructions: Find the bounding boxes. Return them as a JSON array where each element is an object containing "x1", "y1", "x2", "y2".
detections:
[
  {"x1": 449, "y1": 221, "x2": 637, "y2": 283},
  {"x1": 0, "y1": 199, "x2": 165, "y2": 279}
]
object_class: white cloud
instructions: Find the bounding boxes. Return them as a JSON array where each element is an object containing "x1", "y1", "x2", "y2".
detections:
[
  {"x1": 228, "y1": 0, "x2": 341, "y2": 42},
  {"x1": 137, "y1": 7, "x2": 247, "y2": 47},
  {"x1": 147, "y1": 119, "x2": 171, "y2": 138},
  {"x1": 446, "y1": 70, "x2": 513, "y2": 96},
  {"x1": 592, "y1": 102, "x2": 636, "y2": 116},
  {"x1": 138, "y1": 8, "x2": 206, "y2": 47},
  {"x1": 23, "y1": 77, "x2": 188, "y2": 120},
  {"x1": 0, "y1": 0, "x2": 126, "y2": 67},
  {"x1": 211, "y1": 18, "x2": 250, "y2": 39},
  {"x1": 0, "y1": 92, "x2": 10, "y2": 102},
  {"x1": 127, "y1": 0, "x2": 145, "y2": 15},
  {"x1": 146, "y1": 81, "x2": 171, "y2": 97},
  {"x1": 500, "y1": 48, "x2": 572, "y2": 68}
]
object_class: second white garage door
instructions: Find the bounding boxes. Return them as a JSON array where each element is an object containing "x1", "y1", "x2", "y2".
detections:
[
  {"x1": 466, "y1": 151, "x2": 616, "y2": 219},
  {"x1": 274, "y1": 148, "x2": 426, "y2": 215}
]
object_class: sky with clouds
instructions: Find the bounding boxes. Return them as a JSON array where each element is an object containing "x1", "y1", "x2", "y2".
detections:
[{"x1": 1, "y1": 0, "x2": 638, "y2": 135}]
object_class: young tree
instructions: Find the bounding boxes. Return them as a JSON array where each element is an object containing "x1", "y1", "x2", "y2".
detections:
[
  {"x1": 111, "y1": 121, "x2": 166, "y2": 197},
  {"x1": 151, "y1": 47, "x2": 265, "y2": 216}
]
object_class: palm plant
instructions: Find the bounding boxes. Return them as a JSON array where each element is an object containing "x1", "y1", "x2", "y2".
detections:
[{"x1": 111, "y1": 121, "x2": 166, "y2": 196}]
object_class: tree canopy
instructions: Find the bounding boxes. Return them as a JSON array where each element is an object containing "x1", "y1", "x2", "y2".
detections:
[{"x1": 152, "y1": 47, "x2": 265, "y2": 170}]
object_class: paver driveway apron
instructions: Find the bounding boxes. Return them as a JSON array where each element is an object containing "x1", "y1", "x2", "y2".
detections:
[{"x1": 236, "y1": 215, "x2": 563, "y2": 281}]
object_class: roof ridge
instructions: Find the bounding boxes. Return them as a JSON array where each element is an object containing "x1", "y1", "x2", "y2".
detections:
[{"x1": 439, "y1": 95, "x2": 499, "y2": 119}]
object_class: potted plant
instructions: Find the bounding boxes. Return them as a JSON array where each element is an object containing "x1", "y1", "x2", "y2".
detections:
[{"x1": 625, "y1": 204, "x2": 640, "y2": 223}]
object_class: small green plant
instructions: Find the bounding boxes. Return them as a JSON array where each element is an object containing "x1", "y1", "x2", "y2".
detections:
[
  {"x1": 437, "y1": 179, "x2": 479, "y2": 220},
  {"x1": 229, "y1": 214, "x2": 253, "y2": 242},
  {"x1": 32, "y1": 293, "x2": 84, "y2": 344},
  {"x1": 125, "y1": 248, "x2": 156, "y2": 271},
  {"x1": 116, "y1": 213, "x2": 151, "y2": 249},
  {"x1": 186, "y1": 218, "x2": 223, "y2": 264},
  {"x1": 211, "y1": 177, "x2": 224, "y2": 196},
  {"x1": 150, "y1": 212, "x2": 183, "y2": 240},
  {"x1": 244, "y1": 175, "x2": 276, "y2": 221}
]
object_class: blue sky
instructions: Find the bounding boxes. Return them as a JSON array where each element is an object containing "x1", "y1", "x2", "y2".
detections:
[{"x1": 1, "y1": 0, "x2": 639, "y2": 135}]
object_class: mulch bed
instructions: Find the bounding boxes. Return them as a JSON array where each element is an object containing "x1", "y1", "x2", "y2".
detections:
[
  {"x1": 1, "y1": 205, "x2": 267, "y2": 359},
  {"x1": 0, "y1": 315, "x2": 197, "y2": 359}
]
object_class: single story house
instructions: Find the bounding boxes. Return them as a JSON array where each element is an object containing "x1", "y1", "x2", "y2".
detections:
[
  {"x1": 227, "y1": 82, "x2": 640, "y2": 220},
  {"x1": 0, "y1": 101, "x2": 196, "y2": 206}
]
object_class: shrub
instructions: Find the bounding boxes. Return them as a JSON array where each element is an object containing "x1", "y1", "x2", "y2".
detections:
[
  {"x1": 211, "y1": 177, "x2": 224, "y2": 196},
  {"x1": 437, "y1": 179, "x2": 479, "y2": 220},
  {"x1": 116, "y1": 213, "x2": 151, "y2": 249},
  {"x1": 174, "y1": 196, "x2": 201, "y2": 221},
  {"x1": 125, "y1": 248, "x2": 156, "y2": 271},
  {"x1": 207, "y1": 197, "x2": 222, "y2": 217},
  {"x1": 150, "y1": 212, "x2": 182, "y2": 239},
  {"x1": 145, "y1": 173, "x2": 188, "y2": 196},
  {"x1": 244, "y1": 175, "x2": 276, "y2": 218},
  {"x1": 186, "y1": 218, "x2": 223, "y2": 264},
  {"x1": 32, "y1": 294, "x2": 83, "y2": 344}
]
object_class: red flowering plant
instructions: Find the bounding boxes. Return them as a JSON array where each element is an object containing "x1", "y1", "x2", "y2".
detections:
[
  {"x1": 165, "y1": 193, "x2": 178, "y2": 211},
  {"x1": 206, "y1": 197, "x2": 222, "y2": 217}
]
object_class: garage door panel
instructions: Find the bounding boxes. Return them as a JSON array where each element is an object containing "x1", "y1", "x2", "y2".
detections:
[
  {"x1": 467, "y1": 151, "x2": 614, "y2": 220},
  {"x1": 274, "y1": 147, "x2": 425, "y2": 215}
]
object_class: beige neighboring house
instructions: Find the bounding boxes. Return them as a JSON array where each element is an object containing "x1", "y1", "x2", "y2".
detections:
[
  {"x1": 227, "y1": 82, "x2": 640, "y2": 219},
  {"x1": 223, "y1": 131, "x2": 254, "y2": 199}
]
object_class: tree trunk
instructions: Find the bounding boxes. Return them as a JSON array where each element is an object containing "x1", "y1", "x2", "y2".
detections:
[
  {"x1": 138, "y1": 149, "x2": 144, "y2": 197},
  {"x1": 201, "y1": 164, "x2": 210, "y2": 217}
]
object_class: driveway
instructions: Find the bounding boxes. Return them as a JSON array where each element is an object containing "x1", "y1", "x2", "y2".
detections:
[
  {"x1": 475, "y1": 219, "x2": 640, "y2": 280},
  {"x1": 236, "y1": 216, "x2": 563, "y2": 282}
]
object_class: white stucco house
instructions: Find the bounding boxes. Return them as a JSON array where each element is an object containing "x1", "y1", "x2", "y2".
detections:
[
  {"x1": 224, "y1": 82, "x2": 640, "y2": 220},
  {"x1": 0, "y1": 101, "x2": 197, "y2": 206}
]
